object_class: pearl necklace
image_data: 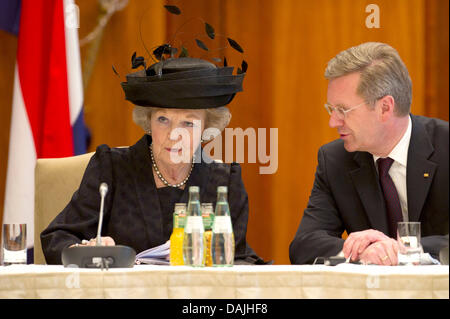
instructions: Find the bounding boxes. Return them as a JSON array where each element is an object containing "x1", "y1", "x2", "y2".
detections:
[{"x1": 149, "y1": 144, "x2": 194, "y2": 188}]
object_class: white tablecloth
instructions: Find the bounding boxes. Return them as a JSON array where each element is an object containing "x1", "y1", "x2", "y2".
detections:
[{"x1": 0, "y1": 264, "x2": 448, "y2": 299}]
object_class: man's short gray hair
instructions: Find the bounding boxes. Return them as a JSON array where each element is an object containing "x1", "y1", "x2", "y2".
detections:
[
  {"x1": 132, "y1": 106, "x2": 231, "y2": 141},
  {"x1": 325, "y1": 42, "x2": 412, "y2": 116}
]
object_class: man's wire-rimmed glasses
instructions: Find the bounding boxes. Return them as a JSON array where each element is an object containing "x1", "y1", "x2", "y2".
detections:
[{"x1": 324, "y1": 101, "x2": 367, "y2": 120}]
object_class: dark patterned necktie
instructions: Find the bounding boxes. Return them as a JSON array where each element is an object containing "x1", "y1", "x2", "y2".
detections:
[{"x1": 377, "y1": 157, "x2": 403, "y2": 238}]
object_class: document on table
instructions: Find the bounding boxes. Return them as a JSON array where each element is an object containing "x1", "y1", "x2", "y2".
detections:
[{"x1": 135, "y1": 240, "x2": 170, "y2": 265}]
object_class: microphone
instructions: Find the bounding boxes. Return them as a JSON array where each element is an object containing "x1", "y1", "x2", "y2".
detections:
[
  {"x1": 61, "y1": 182, "x2": 136, "y2": 269},
  {"x1": 96, "y1": 183, "x2": 108, "y2": 246}
]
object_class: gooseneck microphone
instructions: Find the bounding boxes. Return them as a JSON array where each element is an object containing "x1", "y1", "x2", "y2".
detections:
[
  {"x1": 96, "y1": 183, "x2": 108, "y2": 246},
  {"x1": 61, "y1": 182, "x2": 136, "y2": 269}
]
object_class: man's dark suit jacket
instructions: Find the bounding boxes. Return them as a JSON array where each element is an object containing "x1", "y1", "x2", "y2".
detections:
[
  {"x1": 41, "y1": 135, "x2": 261, "y2": 264},
  {"x1": 290, "y1": 115, "x2": 449, "y2": 264}
]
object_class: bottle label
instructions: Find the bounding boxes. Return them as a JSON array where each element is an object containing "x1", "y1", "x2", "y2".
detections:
[
  {"x1": 178, "y1": 214, "x2": 186, "y2": 228},
  {"x1": 174, "y1": 213, "x2": 186, "y2": 228},
  {"x1": 184, "y1": 216, "x2": 204, "y2": 233},
  {"x1": 202, "y1": 213, "x2": 214, "y2": 230},
  {"x1": 212, "y1": 216, "x2": 233, "y2": 233}
]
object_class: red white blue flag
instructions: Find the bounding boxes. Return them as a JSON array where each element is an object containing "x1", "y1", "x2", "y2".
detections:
[{"x1": 1, "y1": 0, "x2": 89, "y2": 262}]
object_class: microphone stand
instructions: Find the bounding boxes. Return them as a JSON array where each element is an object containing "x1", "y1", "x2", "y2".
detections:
[
  {"x1": 96, "y1": 183, "x2": 108, "y2": 247},
  {"x1": 61, "y1": 183, "x2": 136, "y2": 269}
]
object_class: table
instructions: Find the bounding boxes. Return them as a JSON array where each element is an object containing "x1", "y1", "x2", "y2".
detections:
[{"x1": 0, "y1": 264, "x2": 448, "y2": 299}]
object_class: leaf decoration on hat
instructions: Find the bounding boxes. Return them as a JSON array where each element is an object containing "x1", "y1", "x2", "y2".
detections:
[
  {"x1": 112, "y1": 65, "x2": 120, "y2": 77},
  {"x1": 153, "y1": 44, "x2": 175, "y2": 60},
  {"x1": 179, "y1": 46, "x2": 189, "y2": 57},
  {"x1": 237, "y1": 60, "x2": 248, "y2": 74},
  {"x1": 153, "y1": 45, "x2": 164, "y2": 60},
  {"x1": 164, "y1": 5, "x2": 181, "y2": 15},
  {"x1": 195, "y1": 39, "x2": 209, "y2": 51},
  {"x1": 132, "y1": 4, "x2": 248, "y2": 77},
  {"x1": 205, "y1": 23, "x2": 215, "y2": 39},
  {"x1": 227, "y1": 38, "x2": 244, "y2": 53},
  {"x1": 241, "y1": 60, "x2": 248, "y2": 73},
  {"x1": 131, "y1": 52, "x2": 146, "y2": 69},
  {"x1": 133, "y1": 56, "x2": 145, "y2": 69}
]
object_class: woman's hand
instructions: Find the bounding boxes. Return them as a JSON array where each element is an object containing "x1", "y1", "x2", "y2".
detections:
[{"x1": 70, "y1": 236, "x2": 116, "y2": 248}]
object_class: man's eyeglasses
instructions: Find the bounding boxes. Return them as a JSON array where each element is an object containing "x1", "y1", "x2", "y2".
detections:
[{"x1": 324, "y1": 101, "x2": 367, "y2": 120}]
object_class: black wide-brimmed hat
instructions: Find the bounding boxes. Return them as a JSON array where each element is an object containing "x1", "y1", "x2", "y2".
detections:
[
  {"x1": 119, "y1": 4, "x2": 247, "y2": 109},
  {"x1": 121, "y1": 57, "x2": 245, "y2": 109}
]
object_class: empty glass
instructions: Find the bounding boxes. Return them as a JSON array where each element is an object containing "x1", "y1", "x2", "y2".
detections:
[
  {"x1": 2, "y1": 224, "x2": 27, "y2": 265},
  {"x1": 397, "y1": 222, "x2": 421, "y2": 265}
]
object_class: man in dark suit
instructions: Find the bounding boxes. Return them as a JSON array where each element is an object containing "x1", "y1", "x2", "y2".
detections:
[{"x1": 289, "y1": 42, "x2": 449, "y2": 265}]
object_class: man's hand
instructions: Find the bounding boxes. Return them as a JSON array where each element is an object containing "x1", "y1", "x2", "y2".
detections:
[
  {"x1": 343, "y1": 229, "x2": 390, "y2": 261},
  {"x1": 359, "y1": 238, "x2": 399, "y2": 265}
]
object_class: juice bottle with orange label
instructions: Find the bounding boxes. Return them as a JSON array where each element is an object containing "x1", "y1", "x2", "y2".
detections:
[{"x1": 170, "y1": 203, "x2": 186, "y2": 266}]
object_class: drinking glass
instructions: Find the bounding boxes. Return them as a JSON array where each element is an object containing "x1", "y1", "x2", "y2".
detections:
[
  {"x1": 397, "y1": 222, "x2": 421, "y2": 265},
  {"x1": 2, "y1": 224, "x2": 27, "y2": 265}
]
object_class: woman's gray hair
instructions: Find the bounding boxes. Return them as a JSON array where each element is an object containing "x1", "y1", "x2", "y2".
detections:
[
  {"x1": 324, "y1": 42, "x2": 412, "y2": 116},
  {"x1": 132, "y1": 105, "x2": 231, "y2": 141}
]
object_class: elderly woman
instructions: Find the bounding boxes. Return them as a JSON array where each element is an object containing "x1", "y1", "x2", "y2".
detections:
[{"x1": 40, "y1": 57, "x2": 263, "y2": 265}]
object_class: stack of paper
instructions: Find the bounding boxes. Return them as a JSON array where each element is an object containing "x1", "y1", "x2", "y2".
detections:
[{"x1": 135, "y1": 240, "x2": 170, "y2": 265}]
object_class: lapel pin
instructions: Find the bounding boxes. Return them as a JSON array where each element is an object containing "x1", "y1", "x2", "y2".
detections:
[{"x1": 424, "y1": 173, "x2": 429, "y2": 178}]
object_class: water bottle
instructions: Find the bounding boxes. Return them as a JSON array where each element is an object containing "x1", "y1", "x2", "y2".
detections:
[
  {"x1": 183, "y1": 186, "x2": 205, "y2": 267},
  {"x1": 211, "y1": 186, "x2": 235, "y2": 266}
]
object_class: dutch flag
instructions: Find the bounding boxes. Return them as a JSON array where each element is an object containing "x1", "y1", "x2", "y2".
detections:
[{"x1": 1, "y1": 0, "x2": 90, "y2": 263}]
